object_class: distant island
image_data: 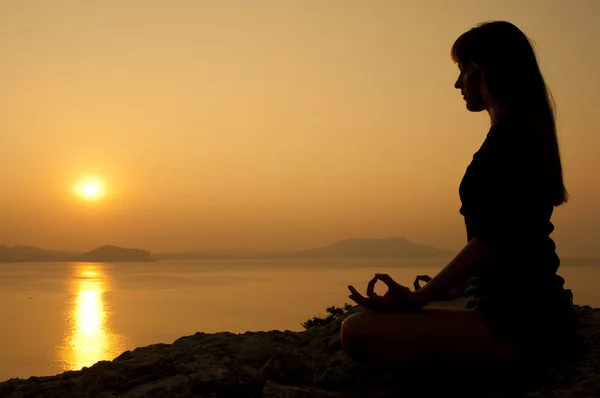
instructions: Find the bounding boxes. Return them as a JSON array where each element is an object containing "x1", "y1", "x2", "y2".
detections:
[
  {"x1": 2, "y1": 238, "x2": 597, "y2": 263},
  {"x1": 152, "y1": 238, "x2": 600, "y2": 264},
  {"x1": 153, "y1": 237, "x2": 456, "y2": 260},
  {"x1": 0, "y1": 244, "x2": 152, "y2": 263},
  {"x1": 0, "y1": 237, "x2": 452, "y2": 263}
]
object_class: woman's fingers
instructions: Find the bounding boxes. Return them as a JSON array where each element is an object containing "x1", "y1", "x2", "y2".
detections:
[
  {"x1": 348, "y1": 294, "x2": 370, "y2": 308},
  {"x1": 348, "y1": 285, "x2": 382, "y2": 309},
  {"x1": 348, "y1": 277, "x2": 421, "y2": 312},
  {"x1": 348, "y1": 285, "x2": 362, "y2": 296},
  {"x1": 375, "y1": 273, "x2": 402, "y2": 289},
  {"x1": 366, "y1": 276, "x2": 382, "y2": 300},
  {"x1": 348, "y1": 288, "x2": 371, "y2": 308},
  {"x1": 349, "y1": 283, "x2": 383, "y2": 302},
  {"x1": 348, "y1": 285, "x2": 369, "y2": 304}
]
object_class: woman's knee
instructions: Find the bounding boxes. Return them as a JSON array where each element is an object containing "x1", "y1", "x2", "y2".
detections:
[{"x1": 340, "y1": 312, "x2": 371, "y2": 359}]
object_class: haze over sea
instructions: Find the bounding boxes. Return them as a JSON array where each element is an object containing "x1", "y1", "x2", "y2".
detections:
[{"x1": 1, "y1": 258, "x2": 599, "y2": 382}]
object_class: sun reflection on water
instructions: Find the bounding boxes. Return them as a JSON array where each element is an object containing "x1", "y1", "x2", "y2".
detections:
[{"x1": 57, "y1": 263, "x2": 126, "y2": 372}]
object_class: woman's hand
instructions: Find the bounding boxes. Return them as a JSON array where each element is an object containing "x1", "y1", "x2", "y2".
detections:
[{"x1": 348, "y1": 273, "x2": 429, "y2": 312}]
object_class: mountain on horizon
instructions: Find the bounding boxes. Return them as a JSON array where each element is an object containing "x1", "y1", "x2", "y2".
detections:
[
  {"x1": 76, "y1": 245, "x2": 152, "y2": 262},
  {"x1": 154, "y1": 237, "x2": 456, "y2": 260},
  {"x1": 2, "y1": 239, "x2": 599, "y2": 263},
  {"x1": 0, "y1": 245, "x2": 73, "y2": 262},
  {"x1": 0, "y1": 244, "x2": 151, "y2": 263},
  {"x1": 279, "y1": 237, "x2": 455, "y2": 259}
]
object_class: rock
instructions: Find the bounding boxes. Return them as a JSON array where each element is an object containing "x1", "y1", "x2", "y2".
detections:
[
  {"x1": 1, "y1": 305, "x2": 599, "y2": 397},
  {"x1": 262, "y1": 380, "x2": 344, "y2": 398}
]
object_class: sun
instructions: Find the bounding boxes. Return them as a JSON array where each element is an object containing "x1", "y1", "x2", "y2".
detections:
[
  {"x1": 74, "y1": 177, "x2": 105, "y2": 201},
  {"x1": 83, "y1": 182, "x2": 99, "y2": 196}
]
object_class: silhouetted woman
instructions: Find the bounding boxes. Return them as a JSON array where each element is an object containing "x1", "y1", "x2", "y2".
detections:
[{"x1": 340, "y1": 21, "x2": 578, "y2": 370}]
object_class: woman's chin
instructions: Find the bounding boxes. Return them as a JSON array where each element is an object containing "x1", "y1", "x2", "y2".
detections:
[{"x1": 465, "y1": 102, "x2": 486, "y2": 113}]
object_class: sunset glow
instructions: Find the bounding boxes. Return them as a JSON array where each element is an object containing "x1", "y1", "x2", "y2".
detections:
[
  {"x1": 56, "y1": 264, "x2": 126, "y2": 372},
  {"x1": 2, "y1": 0, "x2": 600, "y2": 385},
  {"x1": 75, "y1": 178, "x2": 105, "y2": 201},
  {"x1": 84, "y1": 183, "x2": 99, "y2": 197},
  {"x1": 0, "y1": 1, "x2": 598, "y2": 256}
]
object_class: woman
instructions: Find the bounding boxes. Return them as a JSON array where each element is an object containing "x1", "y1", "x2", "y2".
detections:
[{"x1": 340, "y1": 21, "x2": 578, "y2": 369}]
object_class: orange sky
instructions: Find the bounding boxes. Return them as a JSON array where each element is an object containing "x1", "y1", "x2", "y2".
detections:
[{"x1": 1, "y1": 0, "x2": 599, "y2": 256}]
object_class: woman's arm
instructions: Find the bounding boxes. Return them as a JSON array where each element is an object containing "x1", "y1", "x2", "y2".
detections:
[
  {"x1": 414, "y1": 238, "x2": 497, "y2": 305},
  {"x1": 413, "y1": 275, "x2": 470, "y2": 301}
]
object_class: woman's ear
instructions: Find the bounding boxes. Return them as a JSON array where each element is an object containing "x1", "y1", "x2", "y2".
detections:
[
  {"x1": 469, "y1": 61, "x2": 484, "y2": 81},
  {"x1": 472, "y1": 63, "x2": 496, "y2": 112}
]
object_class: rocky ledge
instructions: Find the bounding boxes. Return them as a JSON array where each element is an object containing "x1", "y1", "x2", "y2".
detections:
[{"x1": 1, "y1": 305, "x2": 599, "y2": 398}]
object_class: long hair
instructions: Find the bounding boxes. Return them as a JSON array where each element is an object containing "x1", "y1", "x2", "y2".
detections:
[{"x1": 451, "y1": 21, "x2": 568, "y2": 206}]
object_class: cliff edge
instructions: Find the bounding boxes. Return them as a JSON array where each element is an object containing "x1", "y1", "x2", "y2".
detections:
[{"x1": 0, "y1": 305, "x2": 598, "y2": 397}]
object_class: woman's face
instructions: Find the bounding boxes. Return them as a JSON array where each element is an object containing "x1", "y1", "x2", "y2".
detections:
[{"x1": 454, "y1": 62, "x2": 487, "y2": 112}]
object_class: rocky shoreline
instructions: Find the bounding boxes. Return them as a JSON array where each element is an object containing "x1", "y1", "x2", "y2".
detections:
[{"x1": 1, "y1": 305, "x2": 598, "y2": 398}]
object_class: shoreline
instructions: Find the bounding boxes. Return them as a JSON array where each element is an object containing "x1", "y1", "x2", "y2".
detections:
[{"x1": 1, "y1": 304, "x2": 598, "y2": 397}]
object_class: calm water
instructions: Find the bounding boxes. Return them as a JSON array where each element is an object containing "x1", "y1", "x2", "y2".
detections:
[{"x1": 1, "y1": 258, "x2": 599, "y2": 381}]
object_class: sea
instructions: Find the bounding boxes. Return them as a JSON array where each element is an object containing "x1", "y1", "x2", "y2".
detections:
[{"x1": 1, "y1": 258, "x2": 599, "y2": 382}]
